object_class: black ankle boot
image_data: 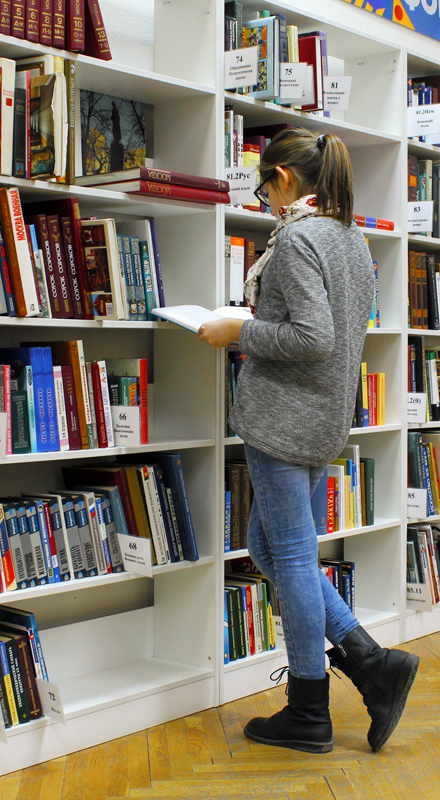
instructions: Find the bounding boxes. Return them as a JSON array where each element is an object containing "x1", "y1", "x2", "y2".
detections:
[
  {"x1": 327, "y1": 625, "x2": 420, "y2": 752},
  {"x1": 243, "y1": 672, "x2": 333, "y2": 754}
]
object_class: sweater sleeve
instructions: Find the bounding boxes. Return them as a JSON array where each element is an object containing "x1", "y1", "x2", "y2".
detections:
[{"x1": 239, "y1": 237, "x2": 335, "y2": 363}]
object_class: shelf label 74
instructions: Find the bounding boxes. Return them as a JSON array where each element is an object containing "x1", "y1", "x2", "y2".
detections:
[{"x1": 224, "y1": 47, "x2": 258, "y2": 89}]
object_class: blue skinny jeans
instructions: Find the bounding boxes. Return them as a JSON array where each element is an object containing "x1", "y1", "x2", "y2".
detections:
[{"x1": 245, "y1": 442, "x2": 359, "y2": 680}]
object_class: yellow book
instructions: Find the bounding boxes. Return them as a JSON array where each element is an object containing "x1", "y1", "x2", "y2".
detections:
[
  {"x1": 376, "y1": 372, "x2": 386, "y2": 426},
  {"x1": 361, "y1": 362, "x2": 369, "y2": 426},
  {"x1": 0, "y1": 638, "x2": 19, "y2": 726},
  {"x1": 286, "y1": 25, "x2": 299, "y2": 62},
  {"x1": 243, "y1": 144, "x2": 260, "y2": 211},
  {"x1": 267, "y1": 602, "x2": 276, "y2": 649}
]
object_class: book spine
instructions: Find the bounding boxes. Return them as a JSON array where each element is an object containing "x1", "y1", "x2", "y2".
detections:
[
  {"x1": 129, "y1": 236, "x2": 147, "y2": 321},
  {"x1": 0, "y1": 506, "x2": 16, "y2": 591},
  {"x1": 140, "y1": 466, "x2": 167, "y2": 565},
  {"x1": 11, "y1": 390, "x2": 30, "y2": 454},
  {"x1": 11, "y1": 0, "x2": 25, "y2": 38},
  {"x1": 130, "y1": 167, "x2": 229, "y2": 193},
  {"x1": 0, "y1": 59, "x2": 15, "y2": 177},
  {"x1": 60, "y1": 216, "x2": 83, "y2": 318},
  {"x1": 97, "y1": 360, "x2": 114, "y2": 448},
  {"x1": 0, "y1": 3, "x2": 11, "y2": 35},
  {"x1": 148, "y1": 219, "x2": 165, "y2": 307},
  {"x1": 0, "y1": 188, "x2": 38, "y2": 317},
  {"x1": 121, "y1": 236, "x2": 137, "y2": 321},
  {"x1": 62, "y1": 501, "x2": 88, "y2": 579},
  {"x1": 45, "y1": 499, "x2": 71, "y2": 580},
  {"x1": 174, "y1": 456, "x2": 198, "y2": 561},
  {"x1": 70, "y1": 339, "x2": 93, "y2": 449},
  {"x1": 52, "y1": 0, "x2": 64, "y2": 46},
  {"x1": 25, "y1": 502, "x2": 48, "y2": 584},
  {"x1": 41, "y1": 346, "x2": 60, "y2": 452},
  {"x1": 83, "y1": 0, "x2": 111, "y2": 60},
  {"x1": 53, "y1": 365, "x2": 69, "y2": 450},
  {"x1": 4, "y1": 364, "x2": 12, "y2": 456},
  {"x1": 100, "y1": 498, "x2": 124, "y2": 572},
  {"x1": 138, "y1": 357, "x2": 148, "y2": 445},
  {"x1": 13, "y1": 80, "x2": 27, "y2": 179},
  {"x1": 153, "y1": 464, "x2": 180, "y2": 562},
  {"x1": 15, "y1": 637, "x2": 42, "y2": 719},
  {"x1": 66, "y1": 0, "x2": 84, "y2": 51},
  {"x1": 84, "y1": 494, "x2": 106, "y2": 575},
  {"x1": 74, "y1": 500, "x2": 97, "y2": 576},
  {"x1": 85, "y1": 361, "x2": 99, "y2": 449},
  {"x1": 33, "y1": 500, "x2": 57, "y2": 583},
  {"x1": 25, "y1": 0, "x2": 39, "y2": 41},
  {"x1": 0, "y1": 641, "x2": 18, "y2": 725},
  {"x1": 91, "y1": 362, "x2": 108, "y2": 448},
  {"x1": 0, "y1": 223, "x2": 17, "y2": 316},
  {"x1": 39, "y1": 0, "x2": 52, "y2": 45},
  {"x1": 47, "y1": 215, "x2": 74, "y2": 318},
  {"x1": 122, "y1": 181, "x2": 230, "y2": 205},
  {"x1": 61, "y1": 364, "x2": 81, "y2": 450}
]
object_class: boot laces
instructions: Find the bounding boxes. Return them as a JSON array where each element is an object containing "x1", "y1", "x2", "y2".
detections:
[{"x1": 270, "y1": 665, "x2": 290, "y2": 696}]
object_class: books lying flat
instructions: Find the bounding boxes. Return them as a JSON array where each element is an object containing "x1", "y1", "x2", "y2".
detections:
[
  {"x1": 97, "y1": 180, "x2": 231, "y2": 205},
  {"x1": 77, "y1": 167, "x2": 229, "y2": 192},
  {"x1": 151, "y1": 305, "x2": 253, "y2": 334}
]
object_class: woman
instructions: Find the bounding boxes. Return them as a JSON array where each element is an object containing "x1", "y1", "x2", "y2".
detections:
[{"x1": 197, "y1": 128, "x2": 419, "y2": 754}]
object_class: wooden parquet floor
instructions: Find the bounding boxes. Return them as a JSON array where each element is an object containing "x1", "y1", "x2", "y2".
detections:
[{"x1": 1, "y1": 633, "x2": 440, "y2": 800}]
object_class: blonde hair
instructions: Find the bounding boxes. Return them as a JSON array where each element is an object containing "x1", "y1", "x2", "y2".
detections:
[{"x1": 259, "y1": 127, "x2": 353, "y2": 226}]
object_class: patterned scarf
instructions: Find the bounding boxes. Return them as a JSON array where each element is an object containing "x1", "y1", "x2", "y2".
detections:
[{"x1": 243, "y1": 194, "x2": 318, "y2": 313}]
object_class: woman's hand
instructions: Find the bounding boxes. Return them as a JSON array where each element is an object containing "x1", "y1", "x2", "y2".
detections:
[{"x1": 197, "y1": 318, "x2": 245, "y2": 348}]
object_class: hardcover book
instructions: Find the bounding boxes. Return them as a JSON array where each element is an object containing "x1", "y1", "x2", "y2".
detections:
[
  {"x1": 79, "y1": 90, "x2": 153, "y2": 178},
  {"x1": 242, "y1": 15, "x2": 280, "y2": 100}
]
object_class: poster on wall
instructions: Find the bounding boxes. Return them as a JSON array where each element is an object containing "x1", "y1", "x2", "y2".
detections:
[{"x1": 341, "y1": 0, "x2": 440, "y2": 43}]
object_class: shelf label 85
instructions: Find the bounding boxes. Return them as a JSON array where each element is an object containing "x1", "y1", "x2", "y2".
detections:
[{"x1": 407, "y1": 487, "x2": 428, "y2": 518}]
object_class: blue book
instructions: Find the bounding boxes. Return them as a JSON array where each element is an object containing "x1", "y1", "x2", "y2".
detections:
[
  {"x1": 152, "y1": 463, "x2": 181, "y2": 563},
  {"x1": 4, "y1": 501, "x2": 28, "y2": 589},
  {"x1": 0, "y1": 346, "x2": 49, "y2": 452},
  {"x1": 421, "y1": 444, "x2": 435, "y2": 516},
  {"x1": 129, "y1": 236, "x2": 147, "y2": 321},
  {"x1": 138, "y1": 239, "x2": 155, "y2": 320},
  {"x1": 311, "y1": 468, "x2": 328, "y2": 536},
  {"x1": 26, "y1": 498, "x2": 59, "y2": 584},
  {"x1": 225, "y1": 488, "x2": 231, "y2": 552},
  {"x1": 243, "y1": 16, "x2": 280, "y2": 100},
  {"x1": 121, "y1": 235, "x2": 138, "y2": 321},
  {"x1": 157, "y1": 453, "x2": 199, "y2": 561},
  {"x1": 23, "y1": 500, "x2": 50, "y2": 585},
  {"x1": 40, "y1": 346, "x2": 60, "y2": 451},
  {"x1": 95, "y1": 495, "x2": 112, "y2": 573},
  {"x1": 0, "y1": 605, "x2": 48, "y2": 681}
]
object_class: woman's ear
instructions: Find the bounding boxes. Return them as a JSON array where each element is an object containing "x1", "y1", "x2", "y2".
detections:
[{"x1": 275, "y1": 165, "x2": 295, "y2": 193}]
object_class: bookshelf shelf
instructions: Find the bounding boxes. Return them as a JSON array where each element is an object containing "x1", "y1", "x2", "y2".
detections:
[
  {"x1": 408, "y1": 235, "x2": 440, "y2": 250},
  {"x1": 317, "y1": 518, "x2": 401, "y2": 545},
  {"x1": 349, "y1": 424, "x2": 402, "y2": 435},
  {"x1": 224, "y1": 648, "x2": 285, "y2": 673},
  {"x1": 0, "y1": 439, "x2": 215, "y2": 465}
]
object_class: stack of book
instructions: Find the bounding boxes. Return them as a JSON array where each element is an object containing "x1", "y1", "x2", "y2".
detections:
[
  {"x1": 408, "y1": 250, "x2": 440, "y2": 329},
  {"x1": 224, "y1": 556, "x2": 279, "y2": 663},
  {"x1": 353, "y1": 214, "x2": 394, "y2": 231},
  {"x1": 0, "y1": 187, "x2": 166, "y2": 321},
  {"x1": 407, "y1": 524, "x2": 440, "y2": 607},
  {"x1": 224, "y1": 459, "x2": 253, "y2": 552},
  {"x1": 2, "y1": 0, "x2": 111, "y2": 60},
  {"x1": 312, "y1": 447, "x2": 375, "y2": 534},
  {"x1": 408, "y1": 337, "x2": 440, "y2": 422},
  {"x1": 0, "y1": 604, "x2": 48, "y2": 729},
  {"x1": 352, "y1": 361, "x2": 386, "y2": 429},
  {"x1": 63, "y1": 455, "x2": 199, "y2": 566},
  {"x1": 408, "y1": 430, "x2": 440, "y2": 517},
  {"x1": 0, "y1": 346, "x2": 149, "y2": 455},
  {"x1": 77, "y1": 167, "x2": 231, "y2": 205},
  {"x1": 408, "y1": 75, "x2": 440, "y2": 146},
  {"x1": 321, "y1": 557, "x2": 355, "y2": 613}
]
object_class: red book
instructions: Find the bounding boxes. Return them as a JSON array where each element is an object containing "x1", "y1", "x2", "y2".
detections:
[
  {"x1": 25, "y1": 0, "x2": 39, "y2": 41},
  {"x1": 103, "y1": 180, "x2": 231, "y2": 205},
  {"x1": 327, "y1": 476, "x2": 335, "y2": 534},
  {"x1": 60, "y1": 216, "x2": 84, "y2": 318},
  {"x1": 42, "y1": 501, "x2": 61, "y2": 584},
  {"x1": 0, "y1": 2, "x2": 11, "y2": 35},
  {"x1": 298, "y1": 33, "x2": 324, "y2": 112},
  {"x1": 11, "y1": 0, "x2": 25, "y2": 37},
  {"x1": 367, "y1": 373, "x2": 377, "y2": 426},
  {"x1": 46, "y1": 214, "x2": 74, "y2": 318},
  {"x1": 376, "y1": 218, "x2": 394, "y2": 231},
  {"x1": 52, "y1": 0, "x2": 64, "y2": 47},
  {"x1": 353, "y1": 214, "x2": 366, "y2": 227},
  {"x1": 83, "y1": 0, "x2": 111, "y2": 60},
  {"x1": 61, "y1": 364, "x2": 81, "y2": 450},
  {"x1": 91, "y1": 361, "x2": 108, "y2": 448},
  {"x1": 78, "y1": 167, "x2": 229, "y2": 192},
  {"x1": 3, "y1": 363, "x2": 11, "y2": 455},
  {"x1": 39, "y1": 0, "x2": 51, "y2": 45},
  {"x1": 0, "y1": 228, "x2": 17, "y2": 316},
  {"x1": 66, "y1": 0, "x2": 84, "y2": 51},
  {"x1": 23, "y1": 197, "x2": 93, "y2": 319}
]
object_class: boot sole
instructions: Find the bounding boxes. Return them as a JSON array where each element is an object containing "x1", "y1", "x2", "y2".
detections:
[
  {"x1": 243, "y1": 725, "x2": 333, "y2": 754},
  {"x1": 369, "y1": 653, "x2": 420, "y2": 753}
]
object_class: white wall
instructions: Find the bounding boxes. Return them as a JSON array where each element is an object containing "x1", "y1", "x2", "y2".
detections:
[{"x1": 99, "y1": 0, "x2": 154, "y2": 47}]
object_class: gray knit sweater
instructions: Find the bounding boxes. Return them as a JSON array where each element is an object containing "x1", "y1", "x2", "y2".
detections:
[{"x1": 228, "y1": 216, "x2": 375, "y2": 467}]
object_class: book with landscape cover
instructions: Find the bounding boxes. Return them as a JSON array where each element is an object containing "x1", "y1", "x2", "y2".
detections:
[
  {"x1": 79, "y1": 89, "x2": 153, "y2": 179},
  {"x1": 80, "y1": 218, "x2": 125, "y2": 319},
  {"x1": 30, "y1": 73, "x2": 67, "y2": 179},
  {"x1": 242, "y1": 15, "x2": 280, "y2": 100}
]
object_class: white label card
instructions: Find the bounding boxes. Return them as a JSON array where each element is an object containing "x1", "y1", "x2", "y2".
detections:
[
  {"x1": 36, "y1": 678, "x2": 66, "y2": 724},
  {"x1": 226, "y1": 166, "x2": 258, "y2": 205},
  {"x1": 301, "y1": 65, "x2": 315, "y2": 105},
  {"x1": 279, "y1": 62, "x2": 307, "y2": 100},
  {"x1": 407, "y1": 488, "x2": 428, "y2": 519},
  {"x1": 407, "y1": 393, "x2": 427, "y2": 423},
  {"x1": 111, "y1": 405, "x2": 140, "y2": 447},
  {"x1": 273, "y1": 615, "x2": 285, "y2": 650},
  {"x1": 117, "y1": 534, "x2": 153, "y2": 578},
  {"x1": 408, "y1": 200, "x2": 433, "y2": 233},
  {"x1": 324, "y1": 76, "x2": 352, "y2": 111},
  {"x1": 224, "y1": 46, "x2": 258, "y2": 89},
  {"x1": 408, "y1": 104, "x2": 440, "y2": 137},
  {"x1": 0, "y1": 413, "x2": 6, "y2": 459},
  {"x1": 407, "y1": 581, "x2": 433, "y2": 607}
]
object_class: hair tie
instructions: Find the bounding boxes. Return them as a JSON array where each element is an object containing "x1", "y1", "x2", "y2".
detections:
[{"x1": 317, "y1": 134, "x2": 326, "y2": 151}]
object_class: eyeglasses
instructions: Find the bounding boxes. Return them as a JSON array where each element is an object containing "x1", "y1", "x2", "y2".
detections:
[{"x1": 254, "y1": 169, "x2": 277, "y2": 207}]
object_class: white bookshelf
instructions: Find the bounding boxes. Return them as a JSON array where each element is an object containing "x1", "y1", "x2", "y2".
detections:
[{"x1": 1, "y1": 0, "x2": 440, "y2": 773}]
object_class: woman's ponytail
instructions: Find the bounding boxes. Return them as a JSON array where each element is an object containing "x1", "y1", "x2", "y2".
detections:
[{"x1": 258, "y1": 128, "x2": 354, "y2": 226}]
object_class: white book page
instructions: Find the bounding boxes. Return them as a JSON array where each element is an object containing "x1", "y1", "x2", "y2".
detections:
[{"x1": 151, "y1": 305, "x2": 252, "y2": 333}]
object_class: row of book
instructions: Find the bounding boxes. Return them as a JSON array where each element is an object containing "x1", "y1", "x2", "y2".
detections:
[
  {"x1": 0, "y1": 346, "x2": 148, "y2": 454},
  {"x1": 408, "y1": 156, "x2": 440, "y2": 240},
  {"x1": 352, "y1": 362, "x2": 386, "y2": 429},
  {"x1": 408, "y1": 431, "x2": 440, "y2": 518},
  {"x1": 0, "y1": 187, "x2": 166, "y2": 321},
  {"x1": 0, "y1": 604, "x2": 48, "y2": 728},
  {"x1": 408, "y1": 337, "x2": 440, "y2": 422},
  {"x1": 0, "y1": 455, "x2": 198, "y2": 594},
  {"x1": 321, "y1": 557, "x2": 355, "y2": 614},
  {"x1": 408, "y1": 250, "x2": 440, "y2": 330},
  {"x1": 407, "y1": 524, "x2": 440, "y2": 607},
  {"x1": 0, "y1": 0, "x2": 111, "y2": 60},
  {"x1": 225, "y1": 5, "x2": 327, "y2": 112},
  {"x1": 312, "y1": 448, "x2": 375, "y2": 534},
  {"x1": 408, "y1": 75, "x2": 440, "y2": 146},
  {"x1": 224, "y1": 557, "x2": 279, "y2": 662}
]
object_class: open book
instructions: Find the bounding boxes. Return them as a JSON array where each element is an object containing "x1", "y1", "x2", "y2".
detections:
[{"x1": 151, "y1": 305, "x2": 253, "y2": 333}]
